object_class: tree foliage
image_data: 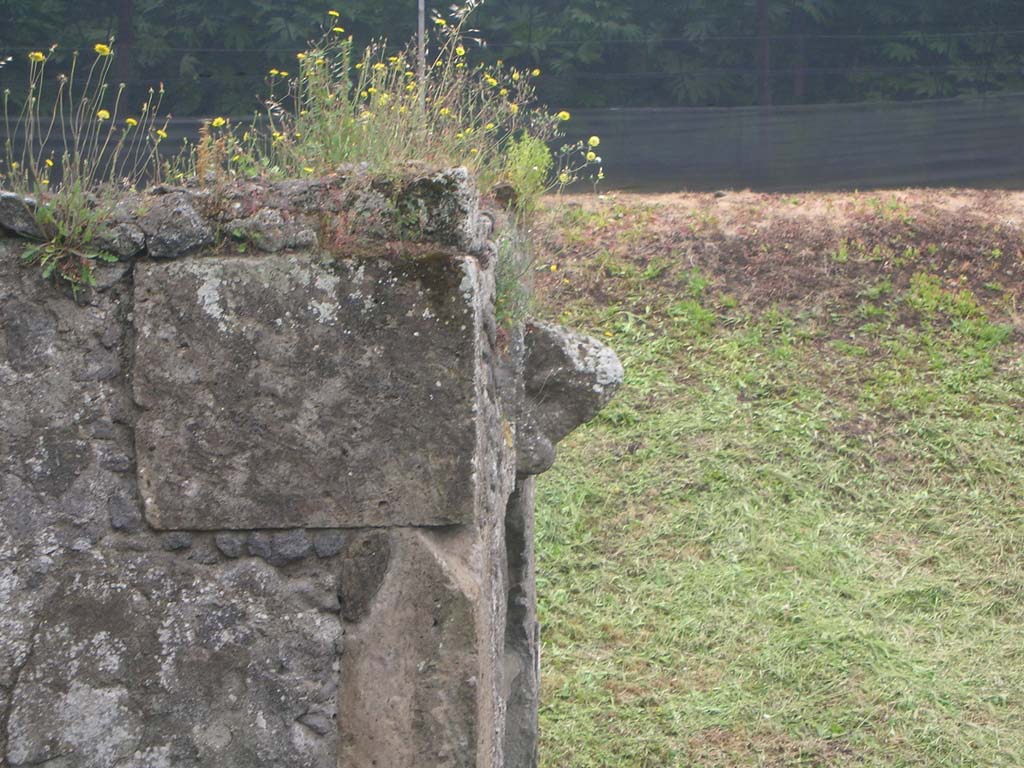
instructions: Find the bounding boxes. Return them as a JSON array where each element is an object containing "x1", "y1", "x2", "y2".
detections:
[{"x1": 2, "y1": 0, "x2": 1023, "y2": 112}]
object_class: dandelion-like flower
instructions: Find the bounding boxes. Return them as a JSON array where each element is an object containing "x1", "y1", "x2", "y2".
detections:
[
  {"x1": 372, "y1": 62, "x2": 386, "y2": 71},
  {"x1": 587, "y1": 151, "x2": 596, "y2": 161},
  {"x1": 327, "y1": 10, "x2": 340, "y2": 17},
  {"x1": 211, "y1": 116, "x2": 226, "y2": 128},
  {"x1": 532, "y1": 68, "x2": 541, "y2": 77},
  {"x1": 279, "y1": 70, "x2": 289, "y2": 77},
  {"x1": 156, "y1": 129, "x2": 168, "y2": 139},
  {"x1": 439, "y1": 107, "x2": 451, "y2": 116},
  {"x1": 557, "y1": 110, "x2": 571, "y2": 121},
  {"x1": 28, "y1": 51, "x2": 45, "y2": 63},
  {"x1": 509, "y1": 104, "x2": 519, "y2": 114},
  {"x1": 455, "y1": 45, "x2": 466, "y2": 56},
  {"x1": 558, "y1": 171, "x2": 570, "y2": 184},
  {"x1": 332, "y1": 26, "x2": 345, "y2": 33},
  {"x1": 485, "y1": 75, "x2": 498, "y2": 87},
  {"x1": 297, "y1": 53, "x2": 307, "y2": 61},
  {"x1": 94, "y1": 43, "x2": 112, "y2": 57},
  {"x1": 434, "y1": 18, "x2": 446, "y2": 26},
  {"x1": 588, "y1": 135, "x2": 600, "y2": 148},
  {"x1": 269, "y1": 68, "x2": 280, "y2": 75},
  {"x1": 45, "y1": 158, "x2": 54, "y2": 167},
  {"x1": 125, "y1": 117, "x2": 138, "y2": 127},
  {"x1": 96, "y1": 109, "x2": 111, "y2": 121}
]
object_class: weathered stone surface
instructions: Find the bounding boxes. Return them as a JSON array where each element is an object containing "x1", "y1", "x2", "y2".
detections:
[
  {"x1": 312, "y1": 530, "x2": 346, "y2": 558},
  {"x1": 0, "y1": 166, "x2": 623, "y2": 768},
  {"x1": 4, "y1": 551, "x2": 342, "y2": 768},
  {"x1": 136, "y1": 191, "x2": 214, "y2": 259},
  {"x1": 336, "y1": 531, "x2": 391, "y2": 622},
  {"x1": 0, "y1": 236, "x2": 136, "y2": 556},
  {"x1": 247, "y1": 529, "x2": 313, "y2": 566},
  {"x1": 517, "y1": 320, "x2": 624, "y2": 476},
  {"x1": 133, "y1": 251, "x2": 480, "y2": 530},
  {"x1": 225, "y1": 207, "x2": 318, "y2": 253},
  {"x1": 214, "y1": 532, "x2": 248, "y2": 558},
  {"x1": 339, "y1": 529, "x2": 480, "y2": 768},
  {"x1": 0, "y1": 192, "x2": 42, "y2": 239},
  {"x1": 503, "y1": 479, "x2": 540, "y2": 768}
]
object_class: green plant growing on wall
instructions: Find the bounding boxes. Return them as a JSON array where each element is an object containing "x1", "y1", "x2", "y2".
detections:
[{"x1": 2, "y1": 40, "x2": 170, "y2": 289}]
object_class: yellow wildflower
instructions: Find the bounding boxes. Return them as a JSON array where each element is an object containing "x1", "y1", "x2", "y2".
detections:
[
  {"x1": 269, "y1": 68, "x2": 279, "y2": 75},
  {"x1": 588, "y1": 135, "x2": 600, "y2": 147},
  {"x1": 587, "y1": 151, "x2": 596, "y2": 162},
  {"x1": 297, "y1": 52, "x2": 307, "y2": 61},
  {"x1": 40, "y1": 178, "x2": 49, "y2": 185},
  {"x1": 499, "y1": 88, "x2": 508, "y2": 96},
  {"x1": 156, "y1": 129, "x2": 168, "y2": 139},
  {"x1": 434, "y1": 18, "x2": 446, "y2": 26},
  {"x1": 456, "y1": 61, "x2": 465, "y2": 69},
  {"x1": 96, "y1": 109, "x2": 110, "y2": 121},
  {"x1": 439, "y1": 107, "x2": 451, "y2": 116},
  {"x1": 485, "y1": 122, "x2": 495, "y2": 130},
  {"x1": 597, "y1": 168, "x2": 605, "y2": 180},
  {"x1": 94, "y1": 43, "x2": 112, "y2": 57},
  {"x1": 279, "y1": 70, "x2": 289, "y2": 77},
  {"x1": 509, "y1": 103, "x2": 519, "y2": 114},
  {"x1": 232, "y1": 154, "x2": 241, "y2": 162},
  {"x1": 406, "y1": 83, "x2": 416, "y2": 92},
  {"x1": 558, "y1": 171, "x2": 570, "y2": 184},
  {"x1": 455, "y1": 45, "x2": 466, "y2": 56},
  {"x1": 211, "y1": 116, "x2": 226, "y2": 128},
  {"x1": 388, "y1": 56, "x2": 399, "y2": 64},
  {"x1": 360, "y1": 90, "x2": 369, "y2": 99},
  {"x1": 372, "y1": 62, "x2": 386, "y2": 71},
  {"x1": 303, "y1": 166, "x2": 314, "y2": 172},
  {"x1": 485, "y1": 75, "x2": 498, "y2": 87},
  {"x1": 379, "y1": 93, "x2": 390, "y2": 104},
  {"x1": 10, "y1": 162, "x2": 18, "y2": 170},
  {"x1": 28, "y1": 51, "x2": 45, "y2": 63},
  {"x1": 470, "y1": 148, "x2": 479, "y2": 154},
  {"x1": 45, "y1": 158, "x2": 54, "y2": 167},
  {"x1": 327, "y1": 10, "x2": 340, "y2": 17},
  {"x1": 332, "y1": 26, "x2": 345, "y2": 33},
  {"x1": 550, "y1": 264, "x2": 558, "y2": 272},
  {"x1": 557, "y1": 110, "x2": 571, "y2": 121},
  {"x1": 532, "y1": 68, "x2": 541, "y2": 76},
  {"x1": 355, "y1": 62, "x2": 364, "y2": 70},
  {"x1": 367, "y1": 87, "x2": 377, "y2": 94},
  {"x1": 125, "y1": 117, "x2": 138, "y2": 127},
  {"x1": 405, "y1": 70, "x2": 415, "y2": 78},
  {"x1": 511, "y1": 71, "x2": 520, "y2": 82},
  {"x1": 316, "y1": 58, "x2": 326, "y2": 65}
]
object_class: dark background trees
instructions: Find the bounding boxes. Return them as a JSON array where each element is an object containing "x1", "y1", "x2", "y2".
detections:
[{"x1": 2, "y1": 0, "x2": 1024, "y2": 115}]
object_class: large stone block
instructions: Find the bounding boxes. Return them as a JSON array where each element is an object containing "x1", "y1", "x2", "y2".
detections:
[
  {"x1": 133, "y1": 252, "x2": 480, "y2": 530},
  {"x1": 339, "y1": 529, "x2": 483, "y2": 768},
  {"x1": 4, "y1": 551, "x2": 342, "y2": 768}
]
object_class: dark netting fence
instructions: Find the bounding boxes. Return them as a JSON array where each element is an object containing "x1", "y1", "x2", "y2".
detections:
[
  {"x1": 4, "y1": 92, "x2": 1024, "y2": 192},
  {"x1": 568, "y1": 92, "x2": 1024, "y2": 192}
]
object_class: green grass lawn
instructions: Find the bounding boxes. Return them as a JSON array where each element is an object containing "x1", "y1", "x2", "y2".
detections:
[{"x1": 531, "y1": 192, "x2": 1024, "y2": 767}]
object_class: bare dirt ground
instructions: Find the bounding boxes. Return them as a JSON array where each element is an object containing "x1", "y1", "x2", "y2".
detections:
[{"x1": 535, "y1": 189, "x2": 1024, "y2": 337}]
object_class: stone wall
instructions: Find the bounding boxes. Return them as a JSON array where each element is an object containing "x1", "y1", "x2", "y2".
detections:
[{"x1": 0, "y1": 170, "x2": 621, "y2": 768}]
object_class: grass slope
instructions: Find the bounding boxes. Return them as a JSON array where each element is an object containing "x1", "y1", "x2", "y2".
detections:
[{"x1": 530, "y1": 190, "x2": 1024, "y2": 768}]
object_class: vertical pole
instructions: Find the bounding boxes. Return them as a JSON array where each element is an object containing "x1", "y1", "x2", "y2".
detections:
[
  {"x1": 417, "y1": 0, "x2": 426, "y2": 114},
  {"x1": 757, "y1": 0, "x2": 771, "y2": 106}
]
